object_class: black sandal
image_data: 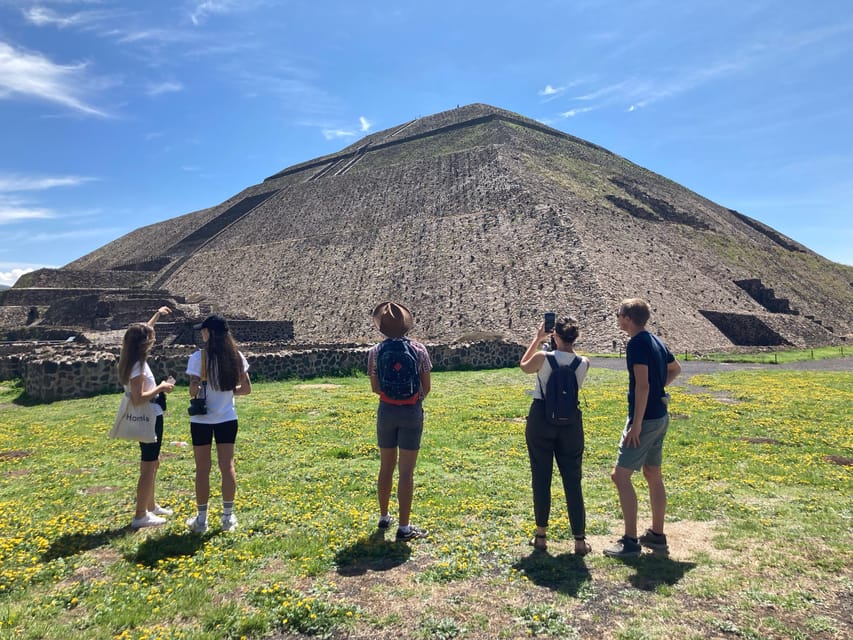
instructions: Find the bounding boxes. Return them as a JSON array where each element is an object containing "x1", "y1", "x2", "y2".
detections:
[
  {"x1": 574, "y1": 536, "x2": 591, "y2": 556},
  {"x1": 529, "y1": 533, "x2": 547, "y2": 551}
]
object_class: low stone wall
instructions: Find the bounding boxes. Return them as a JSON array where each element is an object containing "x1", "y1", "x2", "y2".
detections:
[{"x1": 2, "y1": 340, "x2": 525, "y2": 402}]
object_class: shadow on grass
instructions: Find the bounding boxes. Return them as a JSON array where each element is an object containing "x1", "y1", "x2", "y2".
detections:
[
  {"x1": 128, "y1": 532, "x2": 209, "y2": 567},
  {"x1": 42, "y1": 527, "x2": 128, "y2": 561},
  {"x1": 512, "y1": 551, "x2": 592, "y2": 596},
  {"x1": 609, "y1": 553, "x2": 698, "y2": 591},
  {"x1": 334, "y1": 530, "x2": 412, "y2": 576}
]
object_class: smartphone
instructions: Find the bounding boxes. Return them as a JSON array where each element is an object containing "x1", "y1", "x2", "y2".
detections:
[{"x1": 543, "y1": 311, "x2": 556, "y2": 333}]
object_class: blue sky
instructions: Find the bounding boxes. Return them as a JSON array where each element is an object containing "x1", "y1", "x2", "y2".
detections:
[{"x1": 1, "y1": 1, "x2": 852, "y2": 287}]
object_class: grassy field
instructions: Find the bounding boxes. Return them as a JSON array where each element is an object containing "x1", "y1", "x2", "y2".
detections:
[{"x1": 0, "y1": 364, "x2": 850, "y2": 640}]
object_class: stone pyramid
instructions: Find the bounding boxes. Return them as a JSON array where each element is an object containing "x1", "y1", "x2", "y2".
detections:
[{"x1": 5, "y1": 103, "x2": 852, "y2": 352}]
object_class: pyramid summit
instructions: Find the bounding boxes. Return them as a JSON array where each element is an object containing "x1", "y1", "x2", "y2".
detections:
[{"x1": 5, "y1": 103, "x2": 852, "y2": 351}]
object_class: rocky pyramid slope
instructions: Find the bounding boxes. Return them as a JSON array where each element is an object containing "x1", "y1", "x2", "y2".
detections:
[{"x1": 9, "y1": 103, "x2": 852, "y2": 352}]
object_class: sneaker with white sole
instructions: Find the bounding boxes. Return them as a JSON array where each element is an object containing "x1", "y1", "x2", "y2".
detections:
[
  {"x1": 152, "y1": 504, "x2": 173, "y2": 517},
  {"x1": 396, "y1": 525, "x2": 428, "y2": 542},
  {"x1": 186, "y1": 516, "x2": 208, "y2": 533},
  {"x1": 131, "y1": 512, "x2": 166, "y2": 530},
  {"x1": 603, "y1": 536, "x2": 642, "y2": 558},
  {"x1": 221, "y1": 514, "x2": 238, "y2": 531},
  {"x1": 377, "y1": 515, "x2": 392, "y2": 529}
]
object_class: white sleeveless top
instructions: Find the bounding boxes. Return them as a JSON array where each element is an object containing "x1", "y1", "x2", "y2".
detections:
[{"x1": 534, "y1": 351, "x2": 590, "y2": 400}]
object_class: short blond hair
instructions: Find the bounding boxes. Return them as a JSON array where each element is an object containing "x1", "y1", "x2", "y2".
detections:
[{"x1": 619, "y1": 298, "x2": 650, "y2": 327}]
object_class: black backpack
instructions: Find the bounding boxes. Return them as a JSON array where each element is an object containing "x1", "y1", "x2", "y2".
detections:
[
  {"x1": 376, "y1": 338, "x2": 420, "y2": 402},
  {"x1": 541, "y1": 354, "x2": 582, "y2": 427}
]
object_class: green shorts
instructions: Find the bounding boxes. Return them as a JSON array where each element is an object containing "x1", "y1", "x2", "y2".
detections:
[{"x1": 615, "y1": 414, "x2": 669, "y2": 471}]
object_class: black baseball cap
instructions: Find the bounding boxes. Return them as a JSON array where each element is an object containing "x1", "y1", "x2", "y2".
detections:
[{"x1": 193, "y1": 314, "x2": 228, "y2": 332}]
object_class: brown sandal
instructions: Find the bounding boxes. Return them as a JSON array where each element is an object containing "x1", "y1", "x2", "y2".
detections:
[{"x1": 529, "y1": 533, "x2": 547, "y2": 551}]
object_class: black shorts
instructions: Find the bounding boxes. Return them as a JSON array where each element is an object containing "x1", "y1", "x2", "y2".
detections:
[
  {"x1": 139, "y1": 415, "x2": 164, "y2": 462},
  {"x1": 190, "y1": 420, "x2": 239, "y2": 446}
]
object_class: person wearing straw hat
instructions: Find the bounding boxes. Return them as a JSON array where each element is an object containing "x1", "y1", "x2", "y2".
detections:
[{"x1": 367, "y1": 301, "x2": 432, "y2": 541}]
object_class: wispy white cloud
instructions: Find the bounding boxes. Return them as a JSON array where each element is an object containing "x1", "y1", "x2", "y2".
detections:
[
  {"x1": 359, "y1": 116, "x2": 371, "y2": 132},
  {"x1": 146, "y1": 81, "x2": 184, "y2": 96},
  {"x1": 22, "y1": 6, "x2": 111, "y2": 29},
  {"x1": 0, "y1": 227, "x2": 117, "y2": 245},
  {"x1": 0, "y1": 174, "x2": 96, "y2": 191},
  {"x1": 322, "y1": 129, "x2": 355, "y2": 140},
  {"x1": 570, "y1": 80, "x2": 631, "y2": 102},
  {"x1": 0, "y1": 172, "x2": 97, "y2": 227},
  {"x1": 561, "y1": 107, "x2": 597, "y2": 118},
  {"x1": 188, "y1": 0, "x2": 270, "y2": 26},
  {"x1": 538, "y1": 84, "x2": 565, "y2": 97},
  {"x1": 0, "y1": 205, "x2": 54, "y2": 224},
  {"x1": 0, "y1": 41, "x2": 110, "y2": 117},
  {"x1": 568, "y1": 21, "x2": 853, "y2": 116}
]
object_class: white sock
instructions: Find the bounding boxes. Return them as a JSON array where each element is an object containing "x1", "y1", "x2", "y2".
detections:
[{"x1": 196, "y1": 504, "x2": 208, "y2": 523}]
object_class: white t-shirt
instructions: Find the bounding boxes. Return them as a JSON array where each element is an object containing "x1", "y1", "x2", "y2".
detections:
[
  {"x1": 533, "y1": 350, "x2": 589, "y2": 400},
  {"x1": 126, "y1": 361, "x2": 163, "y2": 417},
  {"x1": 185, "y1": 350, "x2": 249, "y2": 424}
]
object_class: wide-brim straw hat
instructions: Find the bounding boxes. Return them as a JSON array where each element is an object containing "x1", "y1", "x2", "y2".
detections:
[{"x1": 372, "y1": 301, "x2": 414, "y2": 339}]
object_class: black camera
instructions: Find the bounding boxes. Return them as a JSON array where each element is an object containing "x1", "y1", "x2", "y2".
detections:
[{"x1": 187, "y1": 398, "x2": 207, "y2": 416}]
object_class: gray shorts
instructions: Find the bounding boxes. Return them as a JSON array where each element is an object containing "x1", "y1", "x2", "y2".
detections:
[
  {"x1": 377, "y1": 401, "x2": 423, "y2": 450},
  {"x1": 615, "y1": 414, "x2": 669, "y2": 471}
]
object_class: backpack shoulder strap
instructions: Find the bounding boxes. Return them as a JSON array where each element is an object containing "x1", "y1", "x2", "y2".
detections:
[
  {"x1": 568, "y1": 355, "x2": 581, "y2": 373},
  {"x1": 539, "y1": 354, "x2": 560, "y2": 398}
]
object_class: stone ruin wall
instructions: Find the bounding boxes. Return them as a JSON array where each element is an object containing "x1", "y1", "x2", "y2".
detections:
[
  {"x1": 1, "y1": 340, "x2": 525, "y2": 402},
  {"x1": 14, "y1": 269, "x2": 150, "y2": 289}
]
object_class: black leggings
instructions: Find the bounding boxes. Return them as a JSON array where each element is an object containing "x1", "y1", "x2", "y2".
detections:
[{"x1": 525, "y1": 400, "x2": 586, "y2": 537}]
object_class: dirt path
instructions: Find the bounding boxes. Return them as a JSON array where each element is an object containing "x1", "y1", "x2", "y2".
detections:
[{"x1": 588, "y1": 355, "x2": 853, "y2": 376}]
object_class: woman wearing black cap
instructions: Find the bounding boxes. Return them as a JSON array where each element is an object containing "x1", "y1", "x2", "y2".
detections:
[
  {"x1": 367, "y1": 301, "x2": 432, "y2": 542},
  {"x1": 185, "y1": 315, "x2": 252, "y2": 533}
]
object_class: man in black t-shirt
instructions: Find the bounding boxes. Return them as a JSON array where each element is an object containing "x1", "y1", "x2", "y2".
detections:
[{"x1": 604, "y1": 299, "x2": 681, "y2": 558}]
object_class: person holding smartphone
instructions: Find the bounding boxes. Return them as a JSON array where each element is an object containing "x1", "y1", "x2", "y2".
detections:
[{"x1": 519, "y1": 313, "x2": 591, "y2": 554}]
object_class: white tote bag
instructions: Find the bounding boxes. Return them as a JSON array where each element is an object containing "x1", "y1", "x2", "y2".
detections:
[{"x1": 109, "y1": 392, "x2": 157, "y2": 443}]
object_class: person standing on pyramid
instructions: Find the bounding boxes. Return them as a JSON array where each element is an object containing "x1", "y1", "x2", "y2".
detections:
[{"x1": 367, "y1": 301, "x2": 432, "y2": 542}]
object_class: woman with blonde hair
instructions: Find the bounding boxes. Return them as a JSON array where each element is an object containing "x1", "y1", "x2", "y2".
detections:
[{"x1": 117, "y1": 306, "x2": 176, "y2": 529}]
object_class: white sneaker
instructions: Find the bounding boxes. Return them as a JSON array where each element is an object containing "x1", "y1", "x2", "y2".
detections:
[
  {"x1": 186, "y1": 516, "x2": 208, "y2": 533},
  {"x1": 152, "y1": 504, "x2": 173, "y2": 516},
  {"x1": 131, "y1": 512, "x2": 166, "y2": 529},
  {"x1": 221, "y1": 514, "x2": 238, "y2": 531}
]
